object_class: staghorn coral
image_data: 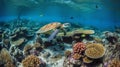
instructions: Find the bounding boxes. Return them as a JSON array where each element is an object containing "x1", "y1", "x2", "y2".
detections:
[
  {"x1": 22, "y1": 55, "x2": 41, "y2": 67},
  {"x1": 85, "y1": 43, "x2": 105, "y2": 59},
  {"x1": 83, "y1": 57, "x2": 93, "y2": 63},
  {"x1": 108, "y1": 58, "x2": 120, "y2": 67},
  {"x1": 73, "y1": 42, "x2": 86, "y2": 54}
]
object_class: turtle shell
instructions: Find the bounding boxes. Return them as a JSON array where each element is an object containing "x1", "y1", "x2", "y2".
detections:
[{"x1": 36, "y1": 22, "x2": 61, "y2": 34}]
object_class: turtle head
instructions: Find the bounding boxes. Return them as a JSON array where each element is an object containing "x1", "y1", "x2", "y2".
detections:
[{"x1": 62, "y1": 23, "x2": 71, "y2": 28}]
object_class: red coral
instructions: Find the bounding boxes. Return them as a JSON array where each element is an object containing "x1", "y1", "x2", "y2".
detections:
[{"x1": 73, "y1": 42, "x2": 86, "y2": 54}]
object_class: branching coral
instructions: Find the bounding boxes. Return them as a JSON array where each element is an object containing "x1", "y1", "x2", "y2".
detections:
[
  {"x1": 108, "y1": 58, "x2": 120, "y2": 67},
  {"x1": 73, "y1": 42, "x2": 86, "y2": 54},
  {"x1": 22, "y1": 55, "x2": 41, "y2": 67},
  {"x1": 85, "y1": 43, "x2": 105, "y2": 59}
]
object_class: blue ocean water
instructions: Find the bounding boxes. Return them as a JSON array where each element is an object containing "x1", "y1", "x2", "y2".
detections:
[{"x1": 0, "y1": 0, "x2": 120, "y2": 31}]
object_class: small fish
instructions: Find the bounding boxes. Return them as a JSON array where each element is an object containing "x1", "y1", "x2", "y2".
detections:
[{"x1": 81, "y1": 34, "x2": 86, "y2": 37}]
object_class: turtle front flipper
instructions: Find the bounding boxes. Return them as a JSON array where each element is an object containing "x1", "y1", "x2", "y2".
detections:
[{"x1": 47, "y1": 29, "x2": 60, "y2": 42}]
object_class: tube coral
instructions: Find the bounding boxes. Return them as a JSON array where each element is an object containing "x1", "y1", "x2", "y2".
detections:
[{"x1": 85, "y1": 43, "x2": 105, "y2": 59}]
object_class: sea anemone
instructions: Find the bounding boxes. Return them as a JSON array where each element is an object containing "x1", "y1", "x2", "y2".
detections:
[
  {"x1": 22, "y1": 55, "x2": 41, "y2": 67},
  {"x1": 73, "y1": 42, "x2": 86, "y2": 54},
  {"x1": 85, "y1": 43, "x2": 105, "y2": 59},
  {"x1": 108, "y1": 58, "x2": 120, "y2": 67},
  {"x1": 83, "y1": 57, "x2": 93, "y2": 63}
]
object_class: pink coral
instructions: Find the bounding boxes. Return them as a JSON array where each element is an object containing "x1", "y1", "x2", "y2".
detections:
[{"x1": 73, "y1": 42, "x2": 86, "y2": 54}]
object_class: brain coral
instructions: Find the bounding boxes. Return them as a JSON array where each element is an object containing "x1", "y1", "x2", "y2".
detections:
[
  {"x1": 73, "y1": 42, "x2": 86, "y2": 54},
  {"x1": 85, "y1": 43, "x2": 105, "y2": 59},
  {"x1": 22, "y1": 55, "x2": 41, "y2": 67}
]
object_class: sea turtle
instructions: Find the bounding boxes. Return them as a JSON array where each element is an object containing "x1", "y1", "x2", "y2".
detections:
[{"x1": 36, "y1": 22, "x2": 71, "y2": 41}]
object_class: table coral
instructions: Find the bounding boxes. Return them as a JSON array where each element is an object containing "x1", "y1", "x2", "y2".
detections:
[
  {"x1": 85, "y1": 43, "x2": 105, "y2": 59},
  {"x1": 73, "y1": 42, "x2": 86, "y2": 54},
  {"x1": 22, "y1": 55, "x2": 41, "y2": 67}
]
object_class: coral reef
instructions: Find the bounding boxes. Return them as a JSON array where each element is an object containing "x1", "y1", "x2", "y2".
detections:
[
  {"x1": 73, "y1": 42, "x2": 86, "y2": 54},
  {"x1": 85, "y1": 43, "x2": 105, "y2": 59}
]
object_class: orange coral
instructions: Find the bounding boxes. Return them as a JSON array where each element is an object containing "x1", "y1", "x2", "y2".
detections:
[
  {"x1": 73, "y1": 42, "x2": 86, "y2": 54},
  {"x1": 108, "y1": 58, "x2": 120, "y2": 67},
  {"x1": 85, "y1": 43, "x2": 105, "y2": 59},
  {"x1": 72, "y1": 53, "x2": 81, "y2": 60},
  {"x1": 22, "y1": 55, "x2": 41, "y2": 67}
]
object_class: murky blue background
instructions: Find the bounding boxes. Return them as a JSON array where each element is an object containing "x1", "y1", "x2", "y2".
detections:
[{"x1": 0, "y1": 0, "x2": 120, "y2": 31}]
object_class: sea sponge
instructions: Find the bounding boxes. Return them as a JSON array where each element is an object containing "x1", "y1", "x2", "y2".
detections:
[
  {"x1": 85, "y1": 43, "x2": 105, "y2": 59},
  {"x1": 83, "y1": 57, "x2": 93, "y2": 63},
  {"x1": 73, "y1": 42, "x2": 86, "y2": 54},
  {"x1": 22, "y1": 55, "x2": 41, "y2": 67},
  {"x1": 108, "y1": 58, "x2": 120, "y2": 67}
]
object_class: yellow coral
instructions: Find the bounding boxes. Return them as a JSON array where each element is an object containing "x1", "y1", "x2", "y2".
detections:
[
  {"x1": 22, "y1": 55, "x2": 41, "y2": 67},
  {"x1": 83, "y1": 57, "x2": 93, "y2": 63},
  {"x1": 0, "y1": 48, "x2": 13, "y2": 63},
  {"x1": 108, "y1": 58, "x2": 120, "y2": 67},
  {"x1": 85, "y1": 43, "x2": 105, "y2": 59}
]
